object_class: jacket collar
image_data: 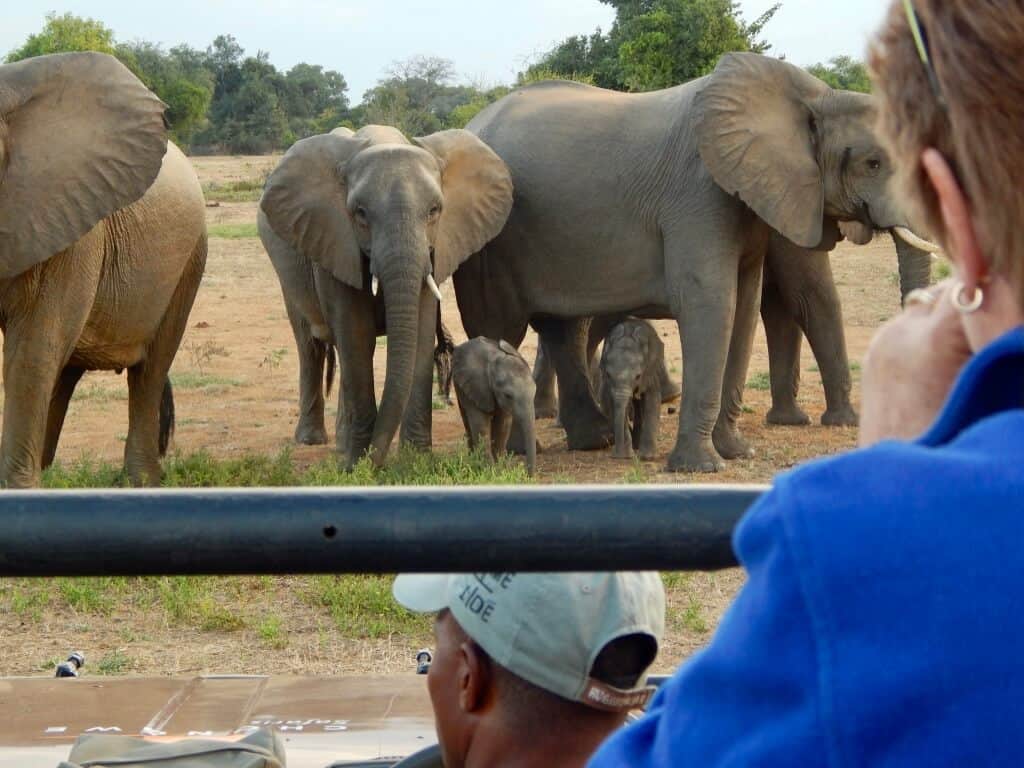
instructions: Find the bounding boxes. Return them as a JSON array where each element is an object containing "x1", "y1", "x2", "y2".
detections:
[{"x1": 918, "y1": 326, "x2": 1024, "y2": 447}]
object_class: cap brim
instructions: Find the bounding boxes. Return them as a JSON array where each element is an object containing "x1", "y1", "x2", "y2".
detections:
[{"x1": 393, "y1": 574, "x2": 452, "y2": 613}]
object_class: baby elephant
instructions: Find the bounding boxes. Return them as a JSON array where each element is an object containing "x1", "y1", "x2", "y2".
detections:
[
  {"x1": 454, "y1": 338, "x2": 537, "y2": 475},
  {"x1": 600, "y1": 320, "x2": 666, "y2": 461}
]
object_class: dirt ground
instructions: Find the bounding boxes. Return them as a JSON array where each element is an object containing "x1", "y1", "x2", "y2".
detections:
[{"x1": 1, "y1": 155, "x2": 907, "y2": 679}]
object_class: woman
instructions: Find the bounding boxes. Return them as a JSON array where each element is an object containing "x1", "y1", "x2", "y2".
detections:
[{"x1": 588, "y1": 2, "x2": 1024, "y2": 765}]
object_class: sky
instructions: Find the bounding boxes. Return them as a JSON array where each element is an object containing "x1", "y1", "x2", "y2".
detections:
[{"x1": 3, "y1": 1, "x2": 893, "y2": 101}]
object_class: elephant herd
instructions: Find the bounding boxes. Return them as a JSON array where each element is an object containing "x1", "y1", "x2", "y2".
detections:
[{"x1": 0, "y1": 50, "x2": 937, "y2": 488}]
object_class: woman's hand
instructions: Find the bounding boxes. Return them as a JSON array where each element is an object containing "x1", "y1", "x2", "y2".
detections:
[{"x1": 859, "y1": 279, "x2": 973, "y2": 447}]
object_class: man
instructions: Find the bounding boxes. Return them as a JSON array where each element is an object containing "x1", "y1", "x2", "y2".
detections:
[{"x1": 393, "y1": 572, "x2": 665, "y2": 768}]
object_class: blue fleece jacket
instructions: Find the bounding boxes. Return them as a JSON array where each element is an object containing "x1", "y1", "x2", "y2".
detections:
[{"x1": 589, "y1": 327, "x2": 1024, "y2": 768}]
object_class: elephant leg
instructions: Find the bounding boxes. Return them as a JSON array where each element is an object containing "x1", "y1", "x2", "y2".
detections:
[
  {"x1": 465, "y1": 407, "x2": 492, "y2": 459},
  {"x1": 665, "y1": 228, "x2": 741, "y2": 474},
  {"x1": 456, "y1": 398, "x2": 475, "y2": 450},
  {"x1": 399, "y1": 289, "x2": 438, "y2": 451},
  {"x1": 535, "y1": 316, "x2": 611, "y2": 451},
  {"x1": 638, "y1": 392, "x2": 661, "y2": 461},
  {"x1": 283, "y1": 297, "x2": 329, "y2": 446},
  {"x1": 491, "y1": 411, "x2": 513, "y2": 459},
  {"x1": 41, "y1": 366, "x2": 86, "y2": 470},
  {"x1": 0, "y1": 256, "x2": 101, "y2": 488},
  {"x1": 124, "y1": 237, "x2": 206, "y2": 487},
  {"x1": 656, "y1": 357, "x2": 681, "y2": 404},
  {"x1": 434, "y1": 315, "x2": 455, "y2": 404},
  {"x1": 322, "y1": 277, "x2": 377, "y2": 468},
  {"x1": 533, "y1": 339, "x2": 559, "y2": 420},
  {"x1": 761, "y1": 277, "x2": 811, "y2": 426},
  {"x1": 712, "y1": 250, "x2": 763, "y2": 461}
]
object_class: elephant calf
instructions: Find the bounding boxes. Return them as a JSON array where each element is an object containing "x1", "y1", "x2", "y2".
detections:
[
  {"x1": 599, "y1": 320, "x2": 665, "y2": 461},
  {"x1": 0, "y1": 53, "x2": 207, "y2": 488},
  {"x1": 453, "y1": 338, "x2": 537, "y2": 475}
]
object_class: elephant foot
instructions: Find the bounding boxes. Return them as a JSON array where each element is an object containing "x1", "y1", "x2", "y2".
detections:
[
  {"x1": 766, "y1": 405, "x2": 812, "y2": 427},
  {"x1": 565, "y1": 418, "x2": 614, "y2": 451},
  {"x1": 821, "y1": 405, "x2": 859, "y2": 428},
  {"x1": 612, "y1": 445, "x2": 635, "y2": 461},
  {"x1": 638, "y1": 448, "x2": 658, "y2": 462},
  {"x1": 295, "y1": 421, "x2": 329, "y2": 446},
  {"x1": 534, "y1": 395, "x2": 559, "y2": 420},
  {"x1": 712, "y1": 423, "x2": 756, "y2": 461},
  {"x1": 667, "y1": 439, "x2": 726, "y2": 474},
  {"x1": 126, "y1": 459, "x2": 162, "y2": 488}
]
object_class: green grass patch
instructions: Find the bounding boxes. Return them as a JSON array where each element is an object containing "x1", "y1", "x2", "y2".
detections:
[
  {"x1": 306, "y1": 575, "x2": 429, "y2": 640},
  {"x1": 72, "y1": 384, "x2": 128, "y2": 403},
  {"x1": 208, "y1": 223, "x2": 259, "y2": 239},
  {"x1": 621, "y1": 459, "x2": 650, "y2": 484},
  {"x1": 933, "y1": 258, "x2": 952, "y2": 281},
  {"x1": 203, "y1": 179, "x2": 265, "y2": 204},
  {"x1": 746, "y1": 372, "x2": 771, "y2": 391},
  {"x1": 169, "y1": 372, "x2": 244, "y2": 393},
  {"x1": 257, "y1": 615, "x2": 288, "y2": 649},
  {"x1": 97, "y1": 650, "x2": 133, "y2": 675}
]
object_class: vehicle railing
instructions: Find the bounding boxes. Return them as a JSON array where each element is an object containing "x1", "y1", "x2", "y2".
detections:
[{"x1": 0, "y1": 485, "x2": 766, "y2": 577}]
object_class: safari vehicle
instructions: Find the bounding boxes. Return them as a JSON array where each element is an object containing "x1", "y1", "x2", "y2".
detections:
[{"x1": 0, "y1": 486, "x2": 754, "y2": 767}]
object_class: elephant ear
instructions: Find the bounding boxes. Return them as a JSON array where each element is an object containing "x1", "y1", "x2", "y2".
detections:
[
  {"x1": 261, "y1": 132, "x2": 369, "y2": 290},
  {"x1": 0, "y1": 52, "x2": 168, "y2": 279},
  {"x1": 695, "y1": 53, "x2": 831, "y2": 249},
  {"x1": 454, "y1": 340, "x2": 496, "y2": 412},
  {"x1": 413, "y1": 129, "x2": 513, "y2": 282}
]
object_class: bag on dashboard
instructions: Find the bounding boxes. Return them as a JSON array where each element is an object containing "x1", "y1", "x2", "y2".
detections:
[{"x1": 57, "y1": 727, "x2": 286, "y2": 768}]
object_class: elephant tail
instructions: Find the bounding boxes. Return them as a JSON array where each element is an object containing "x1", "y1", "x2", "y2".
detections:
[
  {"x1": 323, "y1": 341, "x2": 337, "y2": 399},
  {"x1": 158, "y1": 378, "x2": 176, "y2": 457}
]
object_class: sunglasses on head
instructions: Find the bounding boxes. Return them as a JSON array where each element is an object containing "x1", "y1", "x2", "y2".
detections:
[{"x1": 902, "y1": 0, "x2": 947, "y2": 109}]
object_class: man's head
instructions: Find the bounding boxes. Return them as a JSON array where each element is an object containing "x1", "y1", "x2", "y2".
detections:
[{"x1": 394, "y1": 572, "x2": 665, "y2": 768}]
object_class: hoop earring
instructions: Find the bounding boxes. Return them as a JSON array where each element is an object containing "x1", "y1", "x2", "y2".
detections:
[{"x1": 951, "y1": 280, "x2": 984, "y2": 314}]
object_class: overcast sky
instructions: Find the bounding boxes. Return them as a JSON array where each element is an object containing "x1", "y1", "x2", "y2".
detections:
[{"x1": 3, "y1": 1, "x2": 893, "y2": 100}]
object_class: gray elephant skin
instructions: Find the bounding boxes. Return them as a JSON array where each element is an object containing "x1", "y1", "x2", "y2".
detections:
[
  {"x1": 599, "y1": 320, "x2": 665, "y2": 461},
  {"x1": 459, "y1": 52, "x2": 930, "y2": 472},
  {"x1": 0, "y1": 52, "x2": 207, "y2": 488},
  {"x1": 259, "y1": 125, "x2": 513, "y2": 468},
  {"x1": 453, "y1": 337, "x2": 537, "y2": 475}
]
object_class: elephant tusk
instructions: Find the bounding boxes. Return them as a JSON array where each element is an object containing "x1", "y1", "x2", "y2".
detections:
[
  {"x1": 426, "y1": 274, "x2": 443, "y2": 302},
  {"x1": 893, "y1": 226, "x2": 942, "y2": 254},
  {"x1": 372, "y1": 276, "x2": 380, "y2": 297}
]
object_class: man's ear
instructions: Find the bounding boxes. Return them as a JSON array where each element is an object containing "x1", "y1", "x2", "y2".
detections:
[{"x1": 458, "y1": 641, "x2": 492, "y2": 713}]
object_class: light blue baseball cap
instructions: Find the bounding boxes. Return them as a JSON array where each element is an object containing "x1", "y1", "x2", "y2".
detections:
[{"x1": 393, "y1": 572, "x2": 665, "y2": 712}]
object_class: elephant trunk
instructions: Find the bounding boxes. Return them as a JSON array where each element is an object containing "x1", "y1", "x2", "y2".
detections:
[
  {"x1": 515, "y1": 401, "x2": 537, "y2": 476},
  {"x1": 893, "y1": 233, "x2": 934, "y2": 305},
  {"x1": 368, "y1": 232, "x2": 431, "y2": 468},
  {"x1": 611, "y1": 391, "x2": 635, "y2": 460}
]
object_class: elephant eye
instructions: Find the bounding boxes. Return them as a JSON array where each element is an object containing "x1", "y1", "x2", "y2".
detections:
[
  {"x1": 867, "y1": 158, "x2": 882, "y2": 172},
  {"x1": 353, "y1": 207, "x2": 369, "y2": 225},
  {"x1": 428, "y1": 204, "x2": 442, "y2": 220}
]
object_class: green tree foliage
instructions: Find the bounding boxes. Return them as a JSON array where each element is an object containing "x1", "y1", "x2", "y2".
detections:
[
  {"x1": 5, "y1": 12, "x2": 117, "y2": 61},
  {"x1": 806, "y1": 55, "x2": 872, "y2": 93},
  {"x1": 360, "y1": 56, "x2": 487, "y2": 135},
  {"x1": 528, "y1": 0, "x2": 780, "y2": 92}
]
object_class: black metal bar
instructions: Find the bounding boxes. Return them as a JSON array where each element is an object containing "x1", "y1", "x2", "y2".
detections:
[{"x1": 0, "y1": 485, "x2": 765, "y2": 577}]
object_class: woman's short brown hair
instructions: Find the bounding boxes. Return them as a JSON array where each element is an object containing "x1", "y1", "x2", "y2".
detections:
[{"x1": 870, "y1": 1, "x2": 1024, "y2": 301}]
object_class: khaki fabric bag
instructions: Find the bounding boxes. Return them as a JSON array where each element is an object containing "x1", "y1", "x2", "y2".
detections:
[{"x1": 57, "y1": 728, "x2": 286, "y2": 768}]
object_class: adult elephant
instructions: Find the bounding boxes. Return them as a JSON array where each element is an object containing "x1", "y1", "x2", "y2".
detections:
[
  {"x1": 260, "y1": 126, "x2": 512, "y2": 468},
  {"x1": 0, "y1": 52, "x2": 207, "y2": 488},
  {"x1": 459, "y1": 52, "x2": 932, "y2": 472},
  {"x1": 762, "y1": 222, "x2": 934, "y2": 427}
]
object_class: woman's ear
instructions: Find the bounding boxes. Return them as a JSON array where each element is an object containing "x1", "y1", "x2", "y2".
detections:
[{"x1": 921, "y1": 148, "x2": 987, "y2": 290}]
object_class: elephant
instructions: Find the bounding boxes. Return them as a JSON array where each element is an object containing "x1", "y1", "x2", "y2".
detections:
[
  {"x1": 599, "y1": 320, "x2": 665, "y2": 461},
  {"x1": 453, "y1": 337, "x2": 537, "y2": 474},
  {"x1": 0, "y1": 52, "x2": 207, "y2": 488},
  {"x1": 457, "y1": 52, "x2": 934, "y2": 472},
  {"x1": 259, "y1": 125, "x2": 513, "y2": 468},
  {"x1": 761, "y1": 223, "x2": 933, "y2": 427}
]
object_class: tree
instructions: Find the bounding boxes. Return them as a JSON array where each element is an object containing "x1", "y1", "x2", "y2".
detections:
[
  {"x1": 362, "y1": 55, "x2": 482, "y2": 135},
  {"x1": 5, "y1": 12, "x2": 116, "y2": 62},
  {"x1": 807, "y1": 55, "x2": 872, "y2": 93},
  {"x1": 617, "y1": 0, "x2": 780, "y2": 90},
  {"x1": 528, "y1": 0, "x2": 780, "y2": 92}
]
